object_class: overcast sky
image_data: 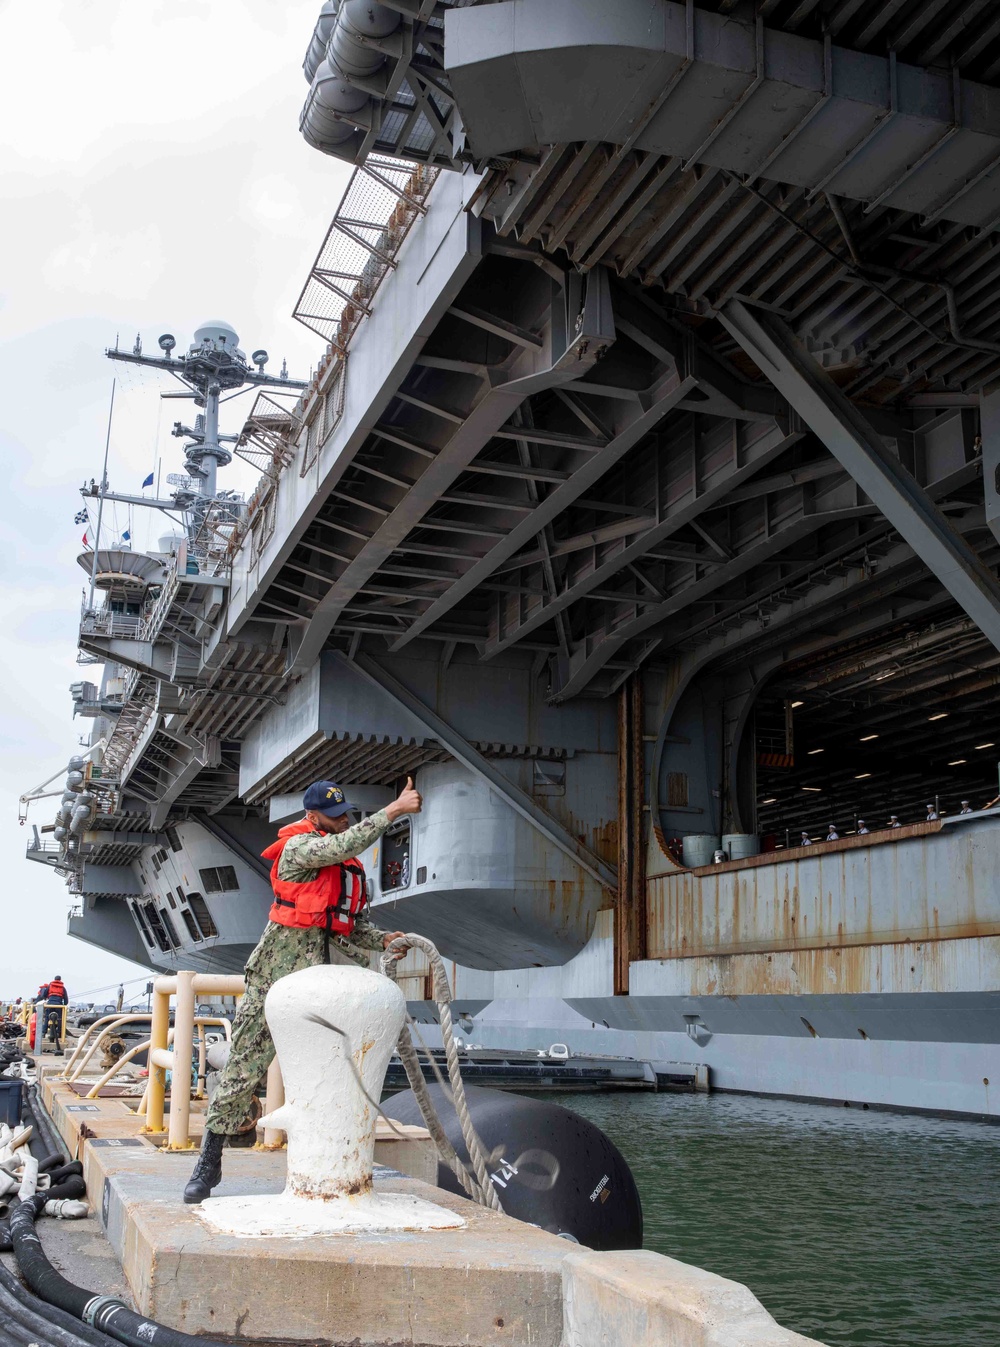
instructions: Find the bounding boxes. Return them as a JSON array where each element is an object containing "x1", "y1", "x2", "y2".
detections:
[{"x1": 0, "y1": 0, "x2": 350, "y2": 999}]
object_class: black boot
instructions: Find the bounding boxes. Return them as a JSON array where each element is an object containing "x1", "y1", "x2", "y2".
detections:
[{"x1": 183, "y1": 1128, "x2": 225, "y2": 1204}]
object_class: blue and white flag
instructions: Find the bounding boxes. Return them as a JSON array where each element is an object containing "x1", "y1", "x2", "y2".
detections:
[
  {"x1": 142, "y1": 472, "x2": 154, "y2": 488},
  {"x1": 121, "y1": 529, "x2": 131, "y2": 542},
  {"x1": 74, "y1": 509, "x2": 88, "y2": 525}
]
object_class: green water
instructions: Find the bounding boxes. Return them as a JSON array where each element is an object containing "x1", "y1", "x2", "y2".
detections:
[{"x1": 539, "y1": 1091, "x2": 1000, "y2": 1347}]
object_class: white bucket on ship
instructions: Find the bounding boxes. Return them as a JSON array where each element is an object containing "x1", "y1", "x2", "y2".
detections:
[
  {"x1": 722, "y1": 833, "x2": 759, "y2": 861},
  {"x1": 682, "y1": 834, "x2": 721, "y2": 868}
]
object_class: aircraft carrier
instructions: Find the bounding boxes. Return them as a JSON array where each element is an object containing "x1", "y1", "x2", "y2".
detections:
[{"x1": 26, "y1": 0, "x2": 1000, "y2": 1119}]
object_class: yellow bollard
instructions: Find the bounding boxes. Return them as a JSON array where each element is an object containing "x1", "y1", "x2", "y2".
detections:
[
  {"x1": 143, "y1": 987, "x2": 170, "y2": 1134},
  {"x1": 167, "y1": 971, "x2": 197, "y2": 1150},
  {"x1": 261, "y1": 1058, "x2": 286, "y2": 1150}
]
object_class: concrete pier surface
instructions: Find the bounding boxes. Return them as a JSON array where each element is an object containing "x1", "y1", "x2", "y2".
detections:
[{"x1": 37, "y1": 1065, "x2": 825, "y2": 1347}]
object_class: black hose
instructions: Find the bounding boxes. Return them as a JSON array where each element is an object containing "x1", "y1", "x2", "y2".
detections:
[
  {"x1": 9, "y1": 1197, "x2": 232, "y2": 1347},
  {"x1": 46, "y1": 1160, "x2": 84, "y2": 1185},
  {"x1": 44, "y1": 1174, "x2": 88, "y2": 1203},
  {"x1": 0, "y1": 1255, "x2": 115, "y2": 1347},
  {"x1": 22, "y1": 1083, "x2": 65, "y2": 1161},
  {"x1": 39, "y1": 1150, "x2": 70, "y2": 1173}
]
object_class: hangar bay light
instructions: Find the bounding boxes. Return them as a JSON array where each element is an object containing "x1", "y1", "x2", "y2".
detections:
[{"x1": 27, "y1": 0, "x2": 1000, "y2": 1119}]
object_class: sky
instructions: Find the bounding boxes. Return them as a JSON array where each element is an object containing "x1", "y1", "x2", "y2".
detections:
[{"x1": 0, "y1": 0, "x2": 351, "y2": 999}]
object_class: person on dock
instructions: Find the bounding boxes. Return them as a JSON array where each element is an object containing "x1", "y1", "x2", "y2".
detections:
[
  {"x1": 42, "y1": 976, "x2": 68, "y2": 1054},
  {"x1": 183, "y1": 776, "x2": 423, "y2": 1205}
]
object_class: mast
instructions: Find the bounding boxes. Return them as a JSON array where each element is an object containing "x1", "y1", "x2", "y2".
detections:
[{"x1": 93, "y1": 322, "x2": 307, "y2": 551}]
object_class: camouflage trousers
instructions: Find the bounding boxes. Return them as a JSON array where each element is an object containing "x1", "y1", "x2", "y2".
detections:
[{"x1": 205, "y1": 922, "x2": 369, "y2": 1136}]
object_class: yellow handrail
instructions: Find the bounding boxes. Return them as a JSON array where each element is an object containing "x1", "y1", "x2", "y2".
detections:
[{"x1": 145, "y1": 972, "x2": 245, "y2": 1149}]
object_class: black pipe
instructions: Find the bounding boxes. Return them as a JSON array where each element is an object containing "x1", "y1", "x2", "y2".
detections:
[{"x1": 8, "y1": 1197, "x2": 232, "y2": 1347}]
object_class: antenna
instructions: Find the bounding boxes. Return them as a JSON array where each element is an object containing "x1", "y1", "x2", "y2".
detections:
[{"x1": 87, "y1": 380, "x2": 116, "y2": 610}]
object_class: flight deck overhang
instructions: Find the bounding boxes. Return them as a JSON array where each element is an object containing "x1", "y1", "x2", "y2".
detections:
[{"x1": 445, "y1": 0, "x2": 1000, "y2": 231}]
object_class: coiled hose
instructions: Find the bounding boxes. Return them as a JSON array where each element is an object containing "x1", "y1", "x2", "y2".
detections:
[{"x1": 380, "y1": 933, "x2": 502, "y2": 1213}]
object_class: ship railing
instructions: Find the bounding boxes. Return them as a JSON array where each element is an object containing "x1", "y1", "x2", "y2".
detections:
[
  {"x1": 59, "y1": 1005, "x2": 236, "y2": 1118},
  {"x1": 79, "y1": 607, "x2": 142, "y2": 639},
  {"x1": 140, "y1": 972, "x2": 287, "y2": 1150},
  {"x1": 140, "y1": 570, "x2": 181, "y2": 642}
]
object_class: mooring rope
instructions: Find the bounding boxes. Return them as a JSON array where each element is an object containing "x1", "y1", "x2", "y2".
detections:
[{"x1": 380, "y1": 935, "x2": 503, "y2": 1213}]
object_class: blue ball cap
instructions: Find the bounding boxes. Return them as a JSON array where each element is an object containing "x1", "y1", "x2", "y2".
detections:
[{"x1": 302, "y1": 781, "x2": 356, "y2": 816}]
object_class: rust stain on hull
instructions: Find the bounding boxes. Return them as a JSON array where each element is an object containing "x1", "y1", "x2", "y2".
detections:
[
  {"x1": 656, "y1": 934, "x2": 1000, "y2": 997},
  {"x1": 646, "y1": 819, "x2": 1000, "y2": 961}
]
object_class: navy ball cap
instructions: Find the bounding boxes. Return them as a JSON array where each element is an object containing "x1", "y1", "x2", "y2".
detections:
[{"x1": 303, "y1": 781, "x2": 356, "y2": 816}]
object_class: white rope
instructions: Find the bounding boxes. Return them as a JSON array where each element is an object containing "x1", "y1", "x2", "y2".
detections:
[{"x1": 380, "y1": 935, "x2": 503, "y2": 1213}]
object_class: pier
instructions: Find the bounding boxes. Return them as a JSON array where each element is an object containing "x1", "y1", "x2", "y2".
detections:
[{"x1": 35, "y1": 1062, "x2": 821, "y2": 1347}]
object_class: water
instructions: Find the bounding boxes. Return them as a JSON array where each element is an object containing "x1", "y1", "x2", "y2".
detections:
[{"x1": 539, "y1": 1091, "x2": 1000, "y2": 1347}]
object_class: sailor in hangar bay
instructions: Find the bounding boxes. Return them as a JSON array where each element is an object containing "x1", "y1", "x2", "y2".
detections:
[{"x1": 183, "y1": 776, "x2": 422, "y2": 1203}]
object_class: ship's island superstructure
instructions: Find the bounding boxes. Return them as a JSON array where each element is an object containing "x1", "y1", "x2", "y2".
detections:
[{"x1": 26, "y1": 0, "x2": 1000, "y2": 1119}]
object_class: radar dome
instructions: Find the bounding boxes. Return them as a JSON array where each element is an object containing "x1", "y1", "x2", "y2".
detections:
[{"x1": 192, "y1": 320, "x2": 240, "y2": 353}]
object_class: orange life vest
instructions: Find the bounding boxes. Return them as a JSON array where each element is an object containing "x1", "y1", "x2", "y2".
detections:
[
  {"x1": 262, "y1": 818, "x2": 367, "y2": 937},
  {"x1": 46, "y1": 979, "x2": 66, "y2": 1003}
]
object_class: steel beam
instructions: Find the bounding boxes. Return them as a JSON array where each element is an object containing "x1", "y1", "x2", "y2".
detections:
[
  {"x1": 551, "y1": 506, "x2": 873, "y2": 702},
  {"x1": 482, "y1": 417, "x2": 801, "y2": 657},
  {"x1": 286, "y1": 272, "x2": 616, "y2": 675},
  {"x1": 720, "y1": 300, "x2": 1000, "y2": 656},
  {"x1": 390, "y1": 368, "x2": 697, "y2": 650},
  {"x1": 342, "y1": 651, "x2": 617, "y2": 892}
]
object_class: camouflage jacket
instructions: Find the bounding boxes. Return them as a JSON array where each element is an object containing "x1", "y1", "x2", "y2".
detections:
[{"x1": 275, "y1": 809, "x2": 392, "y2": 952}]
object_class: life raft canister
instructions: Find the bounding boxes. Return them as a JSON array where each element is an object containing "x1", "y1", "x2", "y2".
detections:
[{"x1": 262, "y1": 818, "x2": 367, "y2": 935}]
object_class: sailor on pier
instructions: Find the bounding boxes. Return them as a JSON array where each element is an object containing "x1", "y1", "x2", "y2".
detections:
[
  {"x1": 926, "y1": 803, "x2": 939, "y2": 821},
  {"x1": 960, "y1": 800, "x2": 973, "y2": 814},
  {"x1": 888, "y1": 814, "x2": 901, "y2": 828},
  {"x1": 800, "y1": 831, "x2": 813, "y2": 846},
  {"x1": 826, "y1": 824, "x2": 839, "y2": 841},
  {"x1": 857, "y1": 819, "x2": 870, "y2": 834},
  {"x1": 183, "y1": 776, "x2": 424, "y2": 1205}
]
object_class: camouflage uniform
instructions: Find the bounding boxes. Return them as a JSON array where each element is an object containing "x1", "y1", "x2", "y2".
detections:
[{"x1": 205, "y1": 810, "x2": 391, "y2": 1136}]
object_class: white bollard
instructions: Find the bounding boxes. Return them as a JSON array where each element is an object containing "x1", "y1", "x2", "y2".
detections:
[{"x1": 198, "y1": 965, "x2": 464, "y2": 1237}]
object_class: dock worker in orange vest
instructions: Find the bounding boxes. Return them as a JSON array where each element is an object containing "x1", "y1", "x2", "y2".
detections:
[{"x1": 183, "y1": 776, "x2": 422, "y2": 1204}]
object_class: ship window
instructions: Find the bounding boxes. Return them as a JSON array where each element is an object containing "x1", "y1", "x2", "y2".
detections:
[
  {"x1": 165, "y1": 826, "x2": 182, "y2": 853},
  {"x1": 532, "y1": 759, "x2": 565, "y2": 796},
  {"x1": 158, "y1": 909, "x2": 180, "y2": 949},
  {"x1": 416, "y1": 866, "x2": 427, "y2": 885},
  {"x1": 380, "y1": 820, "x2": 411, "y2": 892},
  {"x1": 187, "y1": 892, "x2": 219, "y2": 938},
  {"x1": 165, "y1": 890, "x2": 176, "y2": 909},
  {"x1": 142, "y1": 904, "x2": 171, "y2": 953},
  {"x1": 199, "y1": 865, "x2": 238, "y2": 893},
  {"x1": 180, "y1": 909, "x2": 201, "y2": 942},
  {"x1": 151, "y1": 853, "x2": 160, "y2": 874},
  {"x1": 132, "y1": 904, "x2": 154, "y2": 945}
]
